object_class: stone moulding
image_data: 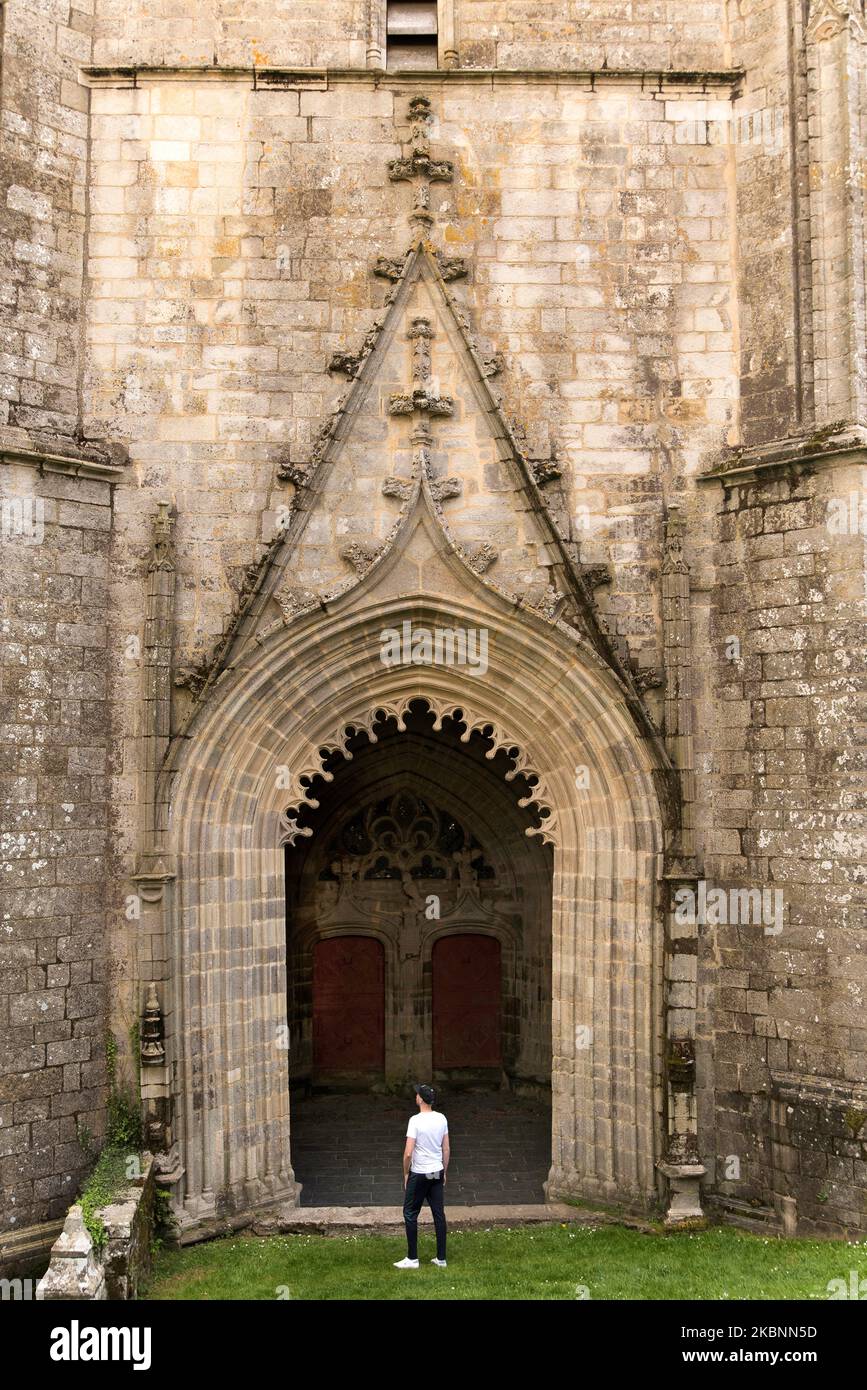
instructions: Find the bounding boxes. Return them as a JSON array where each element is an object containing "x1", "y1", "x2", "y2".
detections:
[
  {"x1": 0, "y1": 443, "x2": 127, "y2": 481},
  {"x1": 700, "y1": 423, "x2": 867, "y2": 487},
  {"x1": 278, "y1": 695, "x2": 561, "y2": 849},
  {"x1": 80, "y1": 67, "x2": 745, "y2": 92}
]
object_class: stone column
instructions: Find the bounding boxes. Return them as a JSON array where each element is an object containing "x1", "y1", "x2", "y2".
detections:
[
  {"x1": 367, "y1": 0, "x2": 385, "y2": 69},
  {"x1": 132, "y1": 501, "x2": 177, "y2": 1163},
  {"x1": 805, "y1": 1, "x2": 867, "y2": 426},
  {"x1": 440, "y1": 0, "x2": 459, "y2": 68},
  {"x1": 659, "y1": 504, "x2": 706, "y2": 1224}
]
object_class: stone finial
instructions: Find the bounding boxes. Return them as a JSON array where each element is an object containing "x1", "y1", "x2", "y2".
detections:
[
  {"x1": 141, "y1": 982, "x2": 165, "y2": 1067},
  {"x1": 662, "y1": 502, "x2": 689, "y2": 576},
  {"x1": 147, "y1": 500, "x2": 175, "y2": 574}
]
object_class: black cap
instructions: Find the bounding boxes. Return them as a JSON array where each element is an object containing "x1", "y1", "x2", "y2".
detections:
[{"x1": 414, "y1": 1082, "x2": 436, "y2": 1105}]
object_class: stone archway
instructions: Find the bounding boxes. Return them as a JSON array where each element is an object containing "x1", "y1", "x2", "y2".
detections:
[{"x1": 158, "y1": 587, "x2": 666, "y2": 1228}]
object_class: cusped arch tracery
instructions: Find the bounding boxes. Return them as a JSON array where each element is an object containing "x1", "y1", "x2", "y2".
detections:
[{"x1": 278, "y1": 695, "x2": 560, "y2": 848}]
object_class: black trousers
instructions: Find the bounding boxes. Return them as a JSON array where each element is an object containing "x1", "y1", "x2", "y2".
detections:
[{"x1": 403, "y1": 1170, "x2": 447, "y2": 1261}]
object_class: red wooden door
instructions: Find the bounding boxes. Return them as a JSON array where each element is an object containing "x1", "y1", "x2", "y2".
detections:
[
  {"x1": 433, "y1": 934, "x2": 501, "y2": 1067},
  {"x1": 313, "y1": 936, "x2": 384, "y2": 1074}
]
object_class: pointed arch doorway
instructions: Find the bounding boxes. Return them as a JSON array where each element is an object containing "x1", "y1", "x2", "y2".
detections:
[
  {"x1": 284, "y1": 703, "x2": 553, "y2": 1093},
  {"x1": 162, "y1": 593, "x2": 666, "y2": 1222},
  {"x1": 283, "y1": 701, "x2": 554, "y2": 1203}
]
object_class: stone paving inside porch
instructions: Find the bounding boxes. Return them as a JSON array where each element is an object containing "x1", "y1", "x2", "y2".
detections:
[{"x1": 289, "y1": 1089, "x2": 551, "y2": 1207}]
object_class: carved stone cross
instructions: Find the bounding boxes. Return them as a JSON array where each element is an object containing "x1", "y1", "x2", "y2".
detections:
[
  {"x1": 386, "y1": 317, "x2": 461, "y2": 494},
  {"x1": 388, "y1": 95, "x2": 454, "y2": 231}
]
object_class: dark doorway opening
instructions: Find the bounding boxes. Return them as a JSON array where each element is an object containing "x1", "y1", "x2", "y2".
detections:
[{"x1": 283, "y1": 700, "x2": 553, "y2": 1204}]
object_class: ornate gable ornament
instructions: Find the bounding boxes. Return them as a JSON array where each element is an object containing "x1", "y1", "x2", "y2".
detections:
[
  {"x1": 177, "y1": 95, "x2": 663, "y2": 753},
  {"x1": 806, "y1": 0, "x2": 867, "y2": 41}
]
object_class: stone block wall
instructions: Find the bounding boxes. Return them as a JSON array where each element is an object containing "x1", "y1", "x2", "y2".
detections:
[
  {"x1": 0, "y1": 452, "x2": 117, "y2": 1256},
  {"x1": 0, "y1": 0, "x2": 93, "y2": 440},
  {"x1": 692, "y1": 453, "x2": 867, "y2": 1234}
]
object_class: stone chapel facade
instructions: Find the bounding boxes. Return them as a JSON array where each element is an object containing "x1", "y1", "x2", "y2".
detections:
[{"x1": 1, "y1": 0, "x2": 866, "y2": 1270}]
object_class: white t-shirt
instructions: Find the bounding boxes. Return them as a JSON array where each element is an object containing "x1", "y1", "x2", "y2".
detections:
[{"x1": 407, "y1": 1110, "x2": 448, "y2": 1174}]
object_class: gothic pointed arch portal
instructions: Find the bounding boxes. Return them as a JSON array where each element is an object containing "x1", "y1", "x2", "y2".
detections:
[
  {"x1": 152, "y1": 92, "x2": 672, "y2": 1224},
  {"x1": 161, "y1": 585, "x2": 666, "y2": 1226},
  {"x1": 283, "y1": 704, "x2": 555, "y2": 1094}
]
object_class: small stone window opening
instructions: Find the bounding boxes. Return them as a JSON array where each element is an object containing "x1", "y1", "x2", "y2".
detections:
[{"x1": 387, "y1": 1, "x2": 439, "y2": 70}]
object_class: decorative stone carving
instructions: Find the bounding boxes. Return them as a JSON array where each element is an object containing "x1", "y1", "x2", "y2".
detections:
[
  {"x1": 382, "y1": 477, "x2": 415, "y2": 501},
  {"x1": 482, "y1": 353, "x2": 505, "y2": 378},
  {"x1": 274, "y1": 586, "x2": 319, "y2": 623},
  {"x1": 388, "y1": 391, "x2": 452, "y2": 418},
  {"x1": 140, "y1": 983, "x2": 165, "y2": 1067},
  {"x1": 388, "y1": 95, "x2": 455, "y2": 233},
  {"x1": 464, "y1": 542, "x2": 499, "y2": 574},
  {"x1": 581, "y1": 564, "x2": 612, "y2": 590},
  {"x1": 374, "y1": 254, "x2": 408, "y2": 281},
  {"x1": 388, "y1": 317, "x2": 455, "y2": 424},
  {"x1": 328, "y1": 350, "x2": 361, "y2": 377},
  {"x1": 636, "y1": 667, "x2": 665, "y2": 693},
  {"x1": 278, "y1": 696, "x2": 560, "y2": 848},
  {"x1": 276, "y1": 458, "x2": 312, "y2": 487},
  {"x1": 148, "y1": 499, "x2": 175, "y2": 573},
  {"x1": 340, "y1": 540, "x2": 382, "y2": 575},
  {"x1": 388, "y1": 154, "x2": 455, "y2": 185},
  {"x1": 429, "y1": 477, "x2": 462, "y2": 502},
  {"x1": 173, "y1": 658, "x2": 209, "y2": 698},
  {"x1": 321, "y1": 791, "x2": 490, "y2": 900},
  {"x1": 520, "y1": 583, "x2": 566, "y2": 621},
  {"x1": 435, "y1": 252, "x2": 468, "y2": 282},
  {"x1": 531, "y1": 457, "x2": 562, "y2": 485},
  {"x1": 806, "y1": 0, "x2": 867, "y2": 42}
]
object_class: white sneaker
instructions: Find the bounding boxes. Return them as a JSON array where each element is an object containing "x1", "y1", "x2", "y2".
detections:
[
  {"x1": 431, "y1": 1258, "x2": 448, "y2": 1267},
  {"x1": 393, "y1": 1257, "x2": 419, "y2": 1269}
]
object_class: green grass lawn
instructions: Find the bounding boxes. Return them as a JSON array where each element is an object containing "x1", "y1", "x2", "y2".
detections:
[{"x1": 143, "y1": 1223, "x2": 867, "y2": 1301}]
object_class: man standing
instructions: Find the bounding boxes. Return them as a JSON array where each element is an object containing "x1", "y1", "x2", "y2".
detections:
[{"x1": 393, "y1": 1083, "x2": 449, "y2": 1269}]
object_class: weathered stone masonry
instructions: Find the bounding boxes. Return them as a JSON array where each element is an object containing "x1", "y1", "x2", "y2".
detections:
[{"x1": 1, "y1": 0, "x2": 866, "y2": 1270}]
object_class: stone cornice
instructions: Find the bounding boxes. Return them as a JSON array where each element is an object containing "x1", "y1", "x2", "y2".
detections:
[
  {"x1": 699, "y1": 424, "x2": 867, "y2": 487},
  {"x1": 0, "y1": 445, "x2": 127, "y2": 481},
  {"x1": 81, "y1": 65, "x2": 744, "y2": 95}
]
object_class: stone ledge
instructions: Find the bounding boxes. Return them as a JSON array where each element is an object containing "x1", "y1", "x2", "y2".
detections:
[
  {"x1": 700, "y1": 424, "x2": 867, "y2": 486},
  {"x1": 81, "y1": 66, "x2": 744, "y2": 93}
]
